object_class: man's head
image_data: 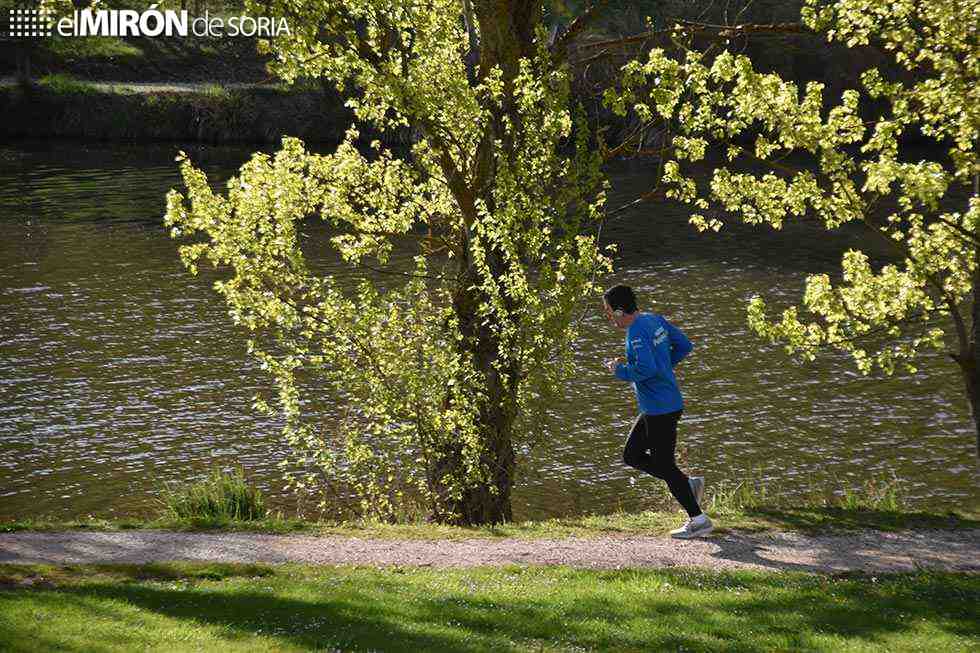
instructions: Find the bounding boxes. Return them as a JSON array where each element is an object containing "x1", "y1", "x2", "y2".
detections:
[{"x1": 603, "y1": 284, "x2": 638, "y2": 329}]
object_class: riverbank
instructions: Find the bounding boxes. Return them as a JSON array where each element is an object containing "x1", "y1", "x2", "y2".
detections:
[
  {"x1": 1, "y1": 562, "x2": 977, "y2": 651},
  {"x1": 3, "y1": 504, "x2": 978, "y2": 538},
  {"x1": 0, "y1": 77, "x2": 358, "y2": 144}
]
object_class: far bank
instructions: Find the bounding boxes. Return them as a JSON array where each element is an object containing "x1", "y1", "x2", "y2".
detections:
[{"x1": 0, "y1": 78, "x2": 370, "y2": 144}]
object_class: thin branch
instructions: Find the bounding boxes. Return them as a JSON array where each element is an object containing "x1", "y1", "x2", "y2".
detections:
[
  {"x1": 573, "y1": 26, "x2": 672, "y2": 53},
  {"x1": 602, "y1": 187, "x2": 667, "y2": 221},
  {"x1": 573, "y1": 20, "x2": 808, "y2": 53},
  {"x1": 572, "y1": 47, "x2": 635, "y2": 67},
  {"x1": 351, "y1": 259, "x2": 447, "y2": 281},
  {"x1": 675, "y1": 18, "x2": 809, "y2": 36},
  {"x1": 935, "y1": 215, "x2": 980, "y2": 246},
  {"x1": 601, "y1": 120, "x2": 662, "y2": 160},
  {"x1": 551, "y1": 0, "x2": 610, "y2": 60},
  {"x1": 256, "y1": 277, "x2": 394, "y2": 386},
  {"x1": 461, "y1": 0, "x2": 479, "y2": 84}
]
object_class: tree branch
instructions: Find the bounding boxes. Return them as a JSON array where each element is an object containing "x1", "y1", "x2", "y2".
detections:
[
  {"x1": 572, "y1": 20, "x2": 809, "y2": 60},
  {"x1": 602, "y1": 187, "x2": 667, "y2": 221},
  {"x1": 461, "y1": 0, "x2": 479, "y2": 84},
  {"x1": 935, "y1": 215, "x2": 980, "y2": 246},
  {"x1": 550, "y1": 0, "x2": 609, "y2": 60}
]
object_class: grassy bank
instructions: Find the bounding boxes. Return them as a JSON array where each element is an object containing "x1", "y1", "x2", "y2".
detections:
[
  {"x1": 1, "y1": 561, "x2": 977, "y2": 651},
  {"x1": 3, "y1": 505, "x2": 976, "y2": 539},
  {"x1": 6, "y1": 464, "x2": 977, "y2": 538},
  {"x1": 0, "y1": 77, "x2": 359, "y2": 144},
  {"x1": 4, "y1": 465, "x2": 975, "y2": 538},
  {"x1": 0, "y1": 30, "x2": 270, "y2": 83}
]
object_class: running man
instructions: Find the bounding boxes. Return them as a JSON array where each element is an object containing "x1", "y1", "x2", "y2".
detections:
[{"x1": 602, "y1": 284, "x2": 713, "y2": 538}]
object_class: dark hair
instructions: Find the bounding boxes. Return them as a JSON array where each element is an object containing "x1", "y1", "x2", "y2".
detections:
[{"x1": 603, "y1": 284, "x2": 637, "y2": 314}]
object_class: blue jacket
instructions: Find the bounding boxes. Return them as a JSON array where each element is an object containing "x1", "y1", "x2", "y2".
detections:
[{"x1": 614, "y1": 313, "x2": 692, "y2": 415}]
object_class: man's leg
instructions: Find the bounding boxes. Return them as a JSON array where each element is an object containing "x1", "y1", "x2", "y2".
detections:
[
  {"x1": 622, "y1": 414, "x2": 657, "y2": 475},
  {"x1": 643, "y1": 411, "x2": 702, "y2": 518}
]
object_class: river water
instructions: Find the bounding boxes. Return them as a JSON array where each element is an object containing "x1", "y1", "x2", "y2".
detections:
[{"x1": 1, "y1": 139, "x2": 977, "y2": 521}]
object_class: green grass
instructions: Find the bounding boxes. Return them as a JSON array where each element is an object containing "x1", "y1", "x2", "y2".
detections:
[
  {"x1": 155, "y1": 465, "x2": 267, "y2": 526},
  {"x1": 0, "y1": 562, "x2": 976, "y2": 651},
  {"x1": 41, "y1": 36, "x2": 145, "y2": 64},
  {"x1": 0, "y1": 30, "x2": 270, "y2": 84},
  {"x1": 36, "y1": 73, "x2": 98, "y2": 95}
]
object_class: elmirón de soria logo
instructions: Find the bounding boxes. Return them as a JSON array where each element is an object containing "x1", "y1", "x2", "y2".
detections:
[{"x1": 6, "y1": 4, "x2": 290, "y2": 38}]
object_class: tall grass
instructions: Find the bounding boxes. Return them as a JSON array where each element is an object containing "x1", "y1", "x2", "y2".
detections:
[
  {"x1": 156, "y1": 465, "x2": 266, "y2": 526},
  {"x1": 838, "y1": 470, "x2": 907, "y2": 511},
  {"x1": 703, "y1": 469, "x2": 908, "y2": 516}
]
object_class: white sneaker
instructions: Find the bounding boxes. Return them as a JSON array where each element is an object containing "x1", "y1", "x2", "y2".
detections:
[
  {"x1": 689, "y1": 476, "x2": 704, "y2": 505},
  {"x1": 670, "y1": 515, "x2": 713, "y2": 539}
]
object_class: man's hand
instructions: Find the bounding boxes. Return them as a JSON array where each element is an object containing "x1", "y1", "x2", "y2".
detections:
[{"x1": 605, "y1": 357, "x2": 623, "y2": 374}]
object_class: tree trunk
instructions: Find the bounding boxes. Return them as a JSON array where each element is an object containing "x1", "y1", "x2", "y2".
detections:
[
  {"x1": 955, "y1": 312, "x2": 979, "y2": 458},
  {"x1": 421, "y1": 2, "x2": 544, "y2": 525},
  {"x1": 426, "y1": 275, "x2": 517, "y2": 525}
]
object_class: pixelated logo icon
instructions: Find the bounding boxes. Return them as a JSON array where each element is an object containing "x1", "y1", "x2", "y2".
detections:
[
  {"x1": 8, "y1": 8, "x2": 54, "y2": 37},
  {"x1": 5, "y1": 7, "x2": 290, "y2": 38}
]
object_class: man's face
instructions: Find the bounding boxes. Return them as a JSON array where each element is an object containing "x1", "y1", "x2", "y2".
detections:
[{"x1": 603, "y1": 300, "x2": 625, "y2": 329}]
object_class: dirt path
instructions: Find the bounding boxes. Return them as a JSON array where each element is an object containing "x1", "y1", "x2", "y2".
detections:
[{"x1": 1, "y1": 529, "x2": 977, "y2": 573}]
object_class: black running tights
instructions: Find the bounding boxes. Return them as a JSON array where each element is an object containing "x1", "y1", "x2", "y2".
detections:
[{"x1": 622, "y1": 410, "x2": 702, "y2": 518}]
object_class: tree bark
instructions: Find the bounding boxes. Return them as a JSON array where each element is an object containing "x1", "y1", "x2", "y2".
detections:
[
  {"x1": 425, "y1": 272, "x2": 517, "y2": 525},
  {"x1": 957, "y1": 170, "x2": 980, "y2": 458},
  {"x1": 958, "y1": 260, "x2": 980, "y2": 459},
  {"x1": 418, "y1": 2, "x2": 545, "y2": 525}
]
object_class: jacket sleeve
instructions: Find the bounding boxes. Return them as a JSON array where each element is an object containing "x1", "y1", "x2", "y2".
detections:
[
  {"x1": 667, "y1": 319, "x2": 693, "y2": 367},
  {"x1": 614, "y1": 333, "x2": 663, "y2": 382}
]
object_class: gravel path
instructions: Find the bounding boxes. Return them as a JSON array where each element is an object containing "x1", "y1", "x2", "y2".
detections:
[{"x1": 1, "y1": 529, "x2": 978, "y2": 573}]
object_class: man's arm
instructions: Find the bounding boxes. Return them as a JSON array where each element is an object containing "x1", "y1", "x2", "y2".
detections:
[
  {"x1": 666, "y1": 319, "x2": 693, "y2": 367},
  {"x1": 614, "y1": 334, "x2": 664, "y2": 382}
]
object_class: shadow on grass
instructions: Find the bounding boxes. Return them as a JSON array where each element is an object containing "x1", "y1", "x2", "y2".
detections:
[
  {"x1": 0, "y1": 561, "x2": 276, "y2": 588},
  {"x1": 735, "y1": 506, "x2": 980, "y2": 533},
  {"x1": 0, "y1": 565, "x2": 977, "y2": 652}
]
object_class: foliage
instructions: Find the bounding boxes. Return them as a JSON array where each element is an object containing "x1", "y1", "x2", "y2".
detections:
[
  {"x1": 165, "y1": 1, "x2": 610, "y2": 523},
  {"x1": 156, "y1": 465, "x2": 267, "y2": 525},
  {"x1": 0, "y1": 0, "x2": 75, "y2": 22},
  {"x1": 606, "y1": 0, "x2": 979, "y2": 379}
]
